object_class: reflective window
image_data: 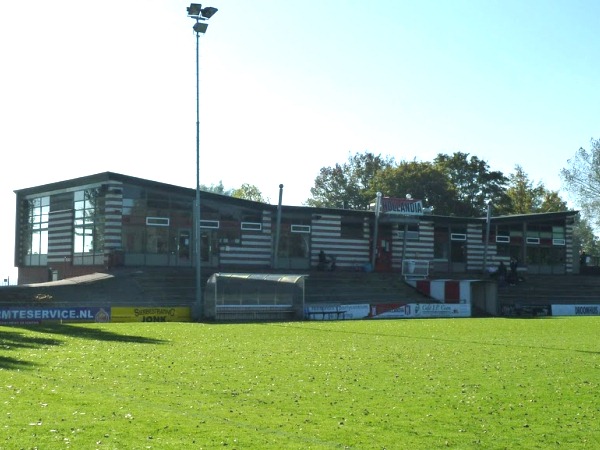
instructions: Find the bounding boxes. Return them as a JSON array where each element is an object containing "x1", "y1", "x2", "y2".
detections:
[
  {"x1": 73, "y1": 189, "x2": 105, "y2": 260},
  {"x1": 23, "y1": 196, "x2": 49, "y2": 265},
  {"x1": 121, "y1": 187, "x2": 194, "y2": 257}
]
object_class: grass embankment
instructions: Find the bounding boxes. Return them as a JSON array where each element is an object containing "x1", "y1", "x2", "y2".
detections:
[{"x1": 1, "y1": 318, "x2": 598, "y2": 449}]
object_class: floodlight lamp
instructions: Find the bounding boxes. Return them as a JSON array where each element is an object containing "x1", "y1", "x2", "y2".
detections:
[
  {"x1": 201, "y1": 6, "x2": 218, "y2": 19},
  {"x1": 193, "y1": 22, "x2": 209, "y2": 33},
  {"x1": 187, "y1": 3, "x2": 202, "y2": 17}
]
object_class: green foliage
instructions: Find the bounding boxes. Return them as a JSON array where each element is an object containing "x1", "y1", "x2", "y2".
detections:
[
  {"x1": 201, "y1": 181, "x2": 268, "y2": 203},
  {"x1": 306, "y1": 150, "x2": 578, "y2": 219},
  {"x1": 200, "y1": 180, "x2": 232, "y2": 196},
  {"x1": 501, "y1": 165, "x2": 568, "y2": 215},
  {"x1": 1, "y1": 320, "x2": 598, "y2": 449},
  {"x1": 433, "y1": 152, "x2": 510, "y2": 217},
  {"x1": 307, "y1": 151, "x2": 516, "y2": 216},
  {"x1": 560, "y1": 138, "x2": 600, "y2": 229},
  {"x1": 573, "y1": 216, "x2": 600, "y2": 256},
  {"x1": 231, "y1": 183, "x2": 269, "y2": 203},
  {"x1": 306, "y1": 151, "x2": 395, "y2": 209},
  {"x1": 373, "y1": 161, "x2": 456, "y2": 214}
]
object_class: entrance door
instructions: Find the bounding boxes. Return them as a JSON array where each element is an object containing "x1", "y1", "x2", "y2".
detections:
[
  {"x1": 375, "y1": 224, "x2": 393, "y2": 272},
  {"x1": 200, "y1": 230, "x2": 218, "y2": 267},
  {"x1": 177, "y1": 229, "x2": 192, "y2": 261}
]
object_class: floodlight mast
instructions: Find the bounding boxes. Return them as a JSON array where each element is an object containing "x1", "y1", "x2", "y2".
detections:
[{"x1": 187, "y1": 3, "x2": 218, "y2": 321}]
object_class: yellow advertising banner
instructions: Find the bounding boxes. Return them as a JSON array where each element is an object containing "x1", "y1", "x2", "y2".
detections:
[{"x1": 111, "y1": 306, "x2": 192, "y2": 323}]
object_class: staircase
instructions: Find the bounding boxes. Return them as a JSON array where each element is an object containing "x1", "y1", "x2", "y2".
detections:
[
  {"x1": 304, "y1": 271, "x2": 429, "y2": 305},
  {"x1": 0, "y1": 268, "x2": 199, "y2": 308},
  {"x1": 498, "y1": 274, "x2": 600, "y2": 307},
  {"x1": 4, "y1": 268, "x2": 598, "y2": 319}
]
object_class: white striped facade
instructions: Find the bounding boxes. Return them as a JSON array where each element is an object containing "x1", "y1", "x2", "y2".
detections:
[
  {"x1": 218, "y1": 210, "x2": 273, "y2": 267},
  {"x1": 391, "y1": 221, "x2": 435, "y2": 270},
  {"x1": 47, "y1": 209, "x2": 74, "y2": 265},
  {"x1": 466, "y1": 223, "x2": 486, "y2": 272},
  {"x1": 103, "y1": 182, "x2": 124, "y2": 255},
  {"x1": 310, "y1": 215, "x2": 371, "y2": 269},
  {"x1": 16, "y1": 173, "x2": 580, "y2": 282},
  {"x1": 565, "y1": 221, "x2": 574, "y2": 273}
]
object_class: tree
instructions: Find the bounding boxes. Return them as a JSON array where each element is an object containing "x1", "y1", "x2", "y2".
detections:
[
  {"x1": 433, "y1": 152, "x2": 510, "y2": 216},
  {"x1": 306, "y1": 151, "x2": 395, "y2": 209},
  {"x1": 200, "y1": 181, "x2": 232, "y2": 196},
  {"x1": 560, "y1": 138, "x2": 600, "y2": 230},
  {"x1": 503, "y1": 165, "x2": 541, "y2": 214},
  {"x1": 538, "y1": 190, "x2": 568, "y2": 213},
  {"x1": 501, "y1": 165, "x2": 568, "y2": 215},
  {"x1": 573, "y1": 216, "x2": 600, "y2": 257},
  {"x1": 372, "y1": 160, "x2": 457, "y2": 214},
  {"x1": 231, "y1": 184, "x2": 269, "y2": 203}
]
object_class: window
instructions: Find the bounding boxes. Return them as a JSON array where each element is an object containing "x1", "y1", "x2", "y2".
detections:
[
  {"x1": 23, "y1": 196, "x2": 49, "y2": 265},
  {"x1": 552, "y1": 226, "x2": 565, "y2": 244},
  {"x1": 73, "y1": 189, "x2": 105, "y2": 262},
  {"x1": 449, "y1": 226, "x2": 467, "y2": 263},
  {"x1": 200, "y1": 220, "x2": 219, "y2": 229},
  {"x1": 219, "y1": 219, "x2": 240, "y2": 245},
  {"x1": 434, "y1": 227, "x2": 449, "y2": 259},
  {"x1": 146, "y1": 226, "x2": 169, "y2": 254},
  {"x1": 397, "y1": 224, "x2": 419, "y2": 240},
  {"x1": 277, "y1": 227, "x2": 309, "y2": 258},
  {"x1": 341, "y1": 217, "x2": 364, "y2": 239},
  {"x1": 241, "y1": 222, "x2": 262, "y2": 231},
  {"x1": 146, "y1": 217, "x2": 170, "y2": 226},
  {"x1": 291, "y1": 224, "x2": 311, "y2": 233}
]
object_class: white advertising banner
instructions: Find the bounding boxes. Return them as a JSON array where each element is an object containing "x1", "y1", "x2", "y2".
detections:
[
  {"x1": 551, "y1": 304, "x2": 600, "y2": 316},
  {"x1": 306, "y1": 304, "x2": 370, "y2": 321},
  {"x1": 371, "y1": 303, "x2": 471, "y2": 319}
]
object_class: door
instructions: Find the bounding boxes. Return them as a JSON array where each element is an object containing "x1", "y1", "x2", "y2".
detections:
[
  {"x1": 200, "y1": 229, "x2": 219, "y2": 267},
  {"x1": 375, "y1": 224, "x2": 393, "y2": 272},
  {"x1": 177, "y1": 229, "x2": 191, "y2": 263}
]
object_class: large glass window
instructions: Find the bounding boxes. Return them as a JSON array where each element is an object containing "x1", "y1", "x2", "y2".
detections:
[
  {"x1": 73, "y1": 189, "x2": 105, "y2": 264},
  {"x1": 433, "y1": 225, "x2": 467, "y2": 263},
  {"x1": 146, "y1": 226, "x2": 169, "y2": 254},
  {"x1": 121, "y1": 187, "x2": 194, "y2": 260},
  {"x1": 277, "y1": 224, "x2": 309, "y2": 258},
  {"x1": 23, "y1": 196, "x2": 49, "y2": 265}
]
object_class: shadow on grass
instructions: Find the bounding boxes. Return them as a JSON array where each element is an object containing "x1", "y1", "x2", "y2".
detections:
[
  {"x1": 0, "y1": 324, "x2": 165, "y2": 370},
  {"x1": 0, "y1": 329, "x2": 64, "y2": 370},
  {"x1": 21, "y1": 323, "x2": 167, "y2": 344},
  {"x1": 278, "y1": 323, "x2": 600, "y2": 355},
  {"x1": 0, "y1": 355, "x2": 36, "y2": 370}
]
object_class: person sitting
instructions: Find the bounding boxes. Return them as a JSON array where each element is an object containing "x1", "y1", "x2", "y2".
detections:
[
  {"x1": 508, "y1": 257, "x2": 518, "y2": 285},
  {"x1": 317, "y1": 250, "x2": 328, "y2": 271},
  {"x1": 317, "y1": 250, "x2": 336, "y2": 271},
  {"x1": 497, "y1": 261, "x2": 507, "y2": 284},
  {"x1": 497, "y1": 261, "x2": 507, "y2": 275}
]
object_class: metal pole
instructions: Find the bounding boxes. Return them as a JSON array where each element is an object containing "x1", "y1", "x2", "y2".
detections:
[
  {"x1": 273, "y1": 184, "x2": 283, "y2": 268},
  {"x1": 371, "y1": 192, "x2": 382, "y2": 270},
  {"x1": 195, "y1": 25, "x2": 203, "y2": 320},
  {"x1": 482, "y1": 201, "x2": 491, "y2": 273}
]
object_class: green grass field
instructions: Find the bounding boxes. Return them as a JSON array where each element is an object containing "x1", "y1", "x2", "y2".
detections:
[{"x1": 1, "y1": 318, "x2": 598, "y2": 449}]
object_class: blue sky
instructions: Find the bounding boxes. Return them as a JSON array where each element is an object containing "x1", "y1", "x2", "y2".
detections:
[{"x1": 1, "y1": 0, "x2": 599, "y2": 282}]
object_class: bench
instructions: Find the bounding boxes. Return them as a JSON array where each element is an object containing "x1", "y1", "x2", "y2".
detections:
[
  {"x1": 215, "y1": 305, "x2": 295, "y2": 321},
  {"x1": 306, "y1": 309, "x2": 347, "y2": 320}
]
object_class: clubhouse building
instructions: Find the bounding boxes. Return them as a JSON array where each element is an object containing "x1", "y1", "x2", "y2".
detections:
[{"x1": 13, "y1": 172, "x2": 579, "y2": 285}]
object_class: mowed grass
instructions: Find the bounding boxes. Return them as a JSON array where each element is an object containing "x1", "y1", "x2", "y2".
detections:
[{"x1": 1, "y1": 318, "x2": 598, "y2": 449}]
